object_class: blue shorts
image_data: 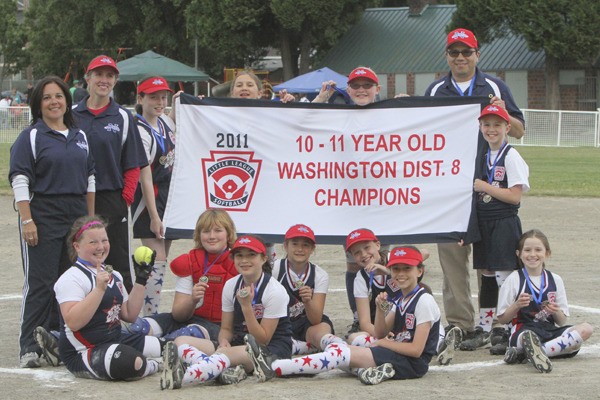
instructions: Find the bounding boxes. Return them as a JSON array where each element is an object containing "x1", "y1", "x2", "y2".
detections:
[{"x1": 369, "y1": 346, "x2": 430, "y2": 380}]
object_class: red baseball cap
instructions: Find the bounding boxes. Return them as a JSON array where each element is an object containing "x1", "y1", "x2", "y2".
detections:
[
  {"x1": 86, "y1": 55, "x2": 119, "y2": 74},
  {"x1": 345, "y1": 229, "x2": 379, "y2": 251},
  {"x1": 284, "y1": 224, "x2": 316, "y2": 243},
  {"x1": 232, "y1": 236, "x2": 266, "y2": 255},
  {"x1": 137, "y1": 76, "x2": 173, "y2": 95},
  {"x1": 387, "y1": 247, "x2": 423, "y2": 267},
  {"x1": 479, "y1": 104, "x2": 510, "y2": 123},
  {"x1": 447, "y1": 28, "x2": 478, "y2": 49},
  {"x1": 348, "y1": 67, "x2": 378, "y2": 84}
]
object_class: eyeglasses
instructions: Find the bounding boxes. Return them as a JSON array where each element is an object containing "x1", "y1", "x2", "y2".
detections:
[
  {"x1": 446, "y1": 49, "x2": 477, "y2": 58},
  {"x1": 348, "y1": 82, "x2": 377, "y2": 90}
]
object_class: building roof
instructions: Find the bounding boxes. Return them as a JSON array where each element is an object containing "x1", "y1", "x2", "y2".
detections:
[{"x1": 320, "y1": 5, "x2": 545, "y2": 74}]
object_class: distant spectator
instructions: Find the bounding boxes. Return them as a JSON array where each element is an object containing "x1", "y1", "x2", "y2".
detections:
[
  {"x1": 0, "y1": 95, "x2": 11, "y2": 128},
  {"x1": 11, "y1": 88, "x2": 23, "y2": 104},
  {"x1": 72, "y1": 80, "x2": 87, "y2": 103},
  {"x1": 26, "y1": 83, "x2": 34, "y2": 104}
]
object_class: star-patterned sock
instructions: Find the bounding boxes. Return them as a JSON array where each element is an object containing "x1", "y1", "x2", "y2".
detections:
[
  {"x1": 350, "y1": 334, "x2": 376, "y2": 347},
  {"x1": 478, "y1": 307, "x2": 495, "y2": 333},
  {"x1": 272, "y1": 343, "x2": 351, "y2": 376},
  {"x1": 542, "y1": 329, "x2": 583, "y2": 357},
  {"x1": 292, "y1": 339, "x2": 316, "y2": 355},
  {"x1": 143, "y1": 260, "x2": 166, "y2": 316},
  {"x1": 319, "y1": 334, "x2": 345, "y2": 350},
  {"x1": 179, "y1": 347, "x2": 230, "y2": 386}
]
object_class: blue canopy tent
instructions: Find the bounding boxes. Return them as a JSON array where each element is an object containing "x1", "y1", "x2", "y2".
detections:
[{"x1": 273, "y1": 67, "x2": 348, "y2": 93}]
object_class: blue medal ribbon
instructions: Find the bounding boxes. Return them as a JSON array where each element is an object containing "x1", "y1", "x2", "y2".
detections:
[
  {"x1": 522, "y1": 268, "x2": 546, "y2": 305},
  {"x1": 451, "y1": 73, "x2": 476, "y2": 97},
  {"x1": 76, "y1": 257, "x2": 96, "y2": 267},
  {"x1": 241, "y1": 273, "x2": 264, "y2": 306},
  {"x1": 137, "y1": 114, "x2": 166, "y2": 154},
  {"x1": 390, "y1": 285, "x2": 421, "y2": 308},
  {"x1": 203, "y1": 249, "x2": 227, "y2": 275}
]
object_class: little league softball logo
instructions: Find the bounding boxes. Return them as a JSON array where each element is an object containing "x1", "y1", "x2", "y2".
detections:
[{"x1": 201, "y1": 151, "x2": 262, "y2": 211}]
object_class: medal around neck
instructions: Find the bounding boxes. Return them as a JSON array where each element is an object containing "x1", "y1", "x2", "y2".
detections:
[
  {"x1": 238, "y1": 287, "x2": 250, "y2": 298},
  {"x1": 199, "y1": 276, "x2": 209, "y2": 284},
  {"x1": 104, "y1": 265, "x2": 113, "y2": 274},
  {"x1": 295, "y1": 280, "x2": 305, "y2": 289},
  {"x1": 483, "y1": 194, "x2": 492, "y2": 203},
  {"x1": 379, "y1": 300, "x2": 391, "y2": 313}
]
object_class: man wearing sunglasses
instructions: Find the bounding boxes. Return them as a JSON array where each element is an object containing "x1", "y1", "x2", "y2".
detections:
[{"x1": 425, "y1": 28, "x2": 525, "y2": 355}]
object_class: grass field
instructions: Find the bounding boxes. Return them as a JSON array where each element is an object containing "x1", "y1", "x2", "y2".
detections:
[{"x1": 1, "y1": 143, "x2": 599, "y2": 197}]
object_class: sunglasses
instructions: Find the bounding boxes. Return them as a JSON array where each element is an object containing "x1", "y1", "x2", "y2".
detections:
[
  {"x1": 348, "y1": 82, "x2": 377, "y2": 90},
  {"x1": 446, "y1": 49, "x2": 477, "y2": 58}
]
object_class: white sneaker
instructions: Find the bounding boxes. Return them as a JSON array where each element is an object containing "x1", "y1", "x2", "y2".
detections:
[
  {"x1": 20, "y1": 352, "x2": 41, "y2": 368},
  {"x1": 358, "y1": 363, "x2": 395, "y2": 385}
]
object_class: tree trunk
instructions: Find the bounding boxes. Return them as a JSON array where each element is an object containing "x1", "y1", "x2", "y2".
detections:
[
  {"x1": 298, "y1": 28, "x2": 311, "y2": 75},
  {"x1": 545, "y1": 53, "x2": 561, "y2": 110},
  {"x1": 280, "y1": 29, "x2": 295, "y2": 81}
]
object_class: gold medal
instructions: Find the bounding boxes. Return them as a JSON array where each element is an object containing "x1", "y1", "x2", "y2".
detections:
[
  {"x1": 159, "y1": 156, "x2": 167, "y2": 165},
  {"x1": 379, "y1": 300, "x2": 391, "y2": 313},
  {"x1": 295, "y1": 280, "x2": 305, "y2": 289},
  {"x1": 199, "y1": 276, "x2": 209, "y2": 284},
  {"x1": 239, "y1": 287, "x2": 250, "y2": 298},
  {"x1": 104, "y1": 265, "x2": 113, "y2": 274},
  {"x1": 483, "y1": 194, "x2": 492, "y2": 203},
  {"x1": 368, "y1": 292, "x2": 373, "y2": 301}
]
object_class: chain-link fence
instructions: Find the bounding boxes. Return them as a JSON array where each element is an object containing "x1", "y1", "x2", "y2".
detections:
[{"x1": 1, "y1": 106, "x2": 599, "y2": 147}]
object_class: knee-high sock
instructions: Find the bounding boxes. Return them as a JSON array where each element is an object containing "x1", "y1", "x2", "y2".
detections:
[
  {"x1": 350, "y1": 334, "x2": 376, "y2": 348},
  {"x1": 178, "y1": 345, "x2": 231, "y2": 385},
  {"x1": 543, "y1": 329, "x2": 583, "y2": 357},
  {"x1": 346, "y1": 271, "x2": 358, "y2": 317},
  {"x1": 320, "y1": 334, "x2": 345, "y2": 350},
  {"x1": 292, "y1": 339, "x2": 316, "y2": 355},
  {"x1": 272, "y1": 343, "x2": 351, "y2": 376},
  {"x1": 143, "y1": 260, "x2": 166, "y2": 316},
  {"x1": 478, "y1": 275, "x2": 497, "y2": 332}
]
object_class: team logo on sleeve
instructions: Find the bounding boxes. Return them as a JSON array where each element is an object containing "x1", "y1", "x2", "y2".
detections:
[{"x1": 201, "y1": 151, "x2": 262, "y2": 211}]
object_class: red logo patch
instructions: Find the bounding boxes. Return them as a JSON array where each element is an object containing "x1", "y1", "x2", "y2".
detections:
[
  {"x1": 202, "y1": 151, "x2": 262, "y2": 211},
  {"x1": 405, "y1": 313, "x2": 415, "y2": 330},
  {"x1": 494, "y1": 166, "x2": 505, "y2": 181}
]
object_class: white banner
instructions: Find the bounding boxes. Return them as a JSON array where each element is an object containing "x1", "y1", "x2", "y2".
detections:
[{"x1": 164, "y1": 96, "x2": 482, "y2": 244}]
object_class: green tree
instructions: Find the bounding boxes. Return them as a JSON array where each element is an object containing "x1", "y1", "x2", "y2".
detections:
[
  {"x1": 0, "y1": 0, "x2": 28, "y2": 87},
  {"x1": 186, "y1": 0, "x2": 376, "y2": 80},
  {"x1": 24, "y1": 0, "x2": 195, "y2": 81},
  {"x1": 450, "y1": 0, "x2": 600, "y2": 109}
]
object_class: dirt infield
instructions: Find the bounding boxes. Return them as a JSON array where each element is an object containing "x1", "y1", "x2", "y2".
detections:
[{"x1": 0, "y1": 195, "x2": 598, "y2": 399}]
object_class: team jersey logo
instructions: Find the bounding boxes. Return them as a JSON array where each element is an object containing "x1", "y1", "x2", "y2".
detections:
[
  {"x1": 104, "y1": 123, "x2": 121, "y2": 133},
  {"x1": 76, "y1": 140, "x2": 88, "y2": 151},
  {"x1": 202, "y1": 151, "x2": 262, "y2": 211},
  {"x1": 252, "y1": 303, "x2": 265, "y2": 319},
  {"x1": 547, "y1": 291, "x2": 556, "y2": 303},
  {"x1": 494, "y1": 166, "x2": 506, "y2": 181},
  {"x1": 405, "y1": 313, "x2": 415, "y2": 330}
]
